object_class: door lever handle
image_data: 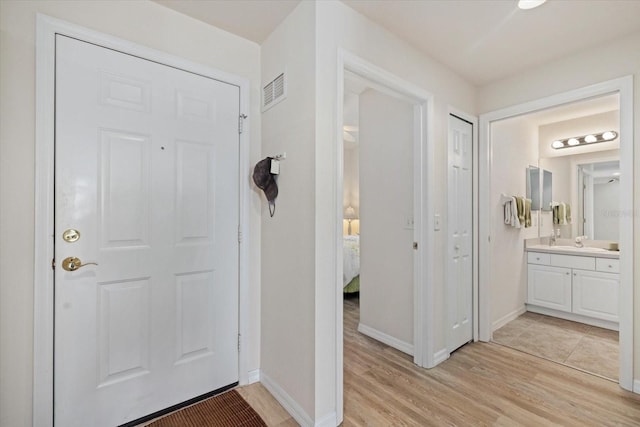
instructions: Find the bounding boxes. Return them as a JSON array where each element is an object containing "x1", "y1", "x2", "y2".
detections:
[{"x1": 62, "y1": 256, "x2": 98, "y2": 272}]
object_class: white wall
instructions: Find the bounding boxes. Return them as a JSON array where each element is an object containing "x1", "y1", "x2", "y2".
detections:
[
  {"x1": 0, "y1": 2, "x2": 262, "y2": 426},
  {"x1": 259, "y1": 1, "x2": 317, "y2": 419},
  {"x1": 314, "y1": 0, "x2": 476, "y2": 421},
  {"x1": 358, "y1": 89, "x2": 414, "y2": 347},
  {"x1": 490, "y1": 117, "x2": 540, "y2": 328},
  {"x1": 343, "y1": 147, "x2": 359, "y2": 213},
  {"x1": 478, "y1": 30, "x2": 640, "y2": 379}
]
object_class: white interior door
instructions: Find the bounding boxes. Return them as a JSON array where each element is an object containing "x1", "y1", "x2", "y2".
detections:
[
  {"x1": 54, "y1": 35, "x2": 240, "y2": 426},
  {"x1": 447, "y1": 114, "x2": 473, "y2": 353}
]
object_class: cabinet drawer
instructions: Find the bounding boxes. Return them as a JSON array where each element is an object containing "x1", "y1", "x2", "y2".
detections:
[
  {"x1": 550, "y1": 254, "x2": 595, "y2": 270},
  {"x1": 528, "y1": 252, "x2": 550, "y2": 265},
  {"x1": 596, "y1": 258, "x2": 620, "y2": 273}
]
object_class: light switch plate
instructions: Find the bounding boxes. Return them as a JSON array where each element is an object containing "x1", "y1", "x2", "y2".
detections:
[{"x1": 434, "y1": 214, "x2": 441, "y2": 231}]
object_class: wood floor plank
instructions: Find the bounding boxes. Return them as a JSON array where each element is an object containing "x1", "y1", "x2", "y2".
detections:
[{"x1": 241, "y1": 297, "x2": 640, "y2": 426}]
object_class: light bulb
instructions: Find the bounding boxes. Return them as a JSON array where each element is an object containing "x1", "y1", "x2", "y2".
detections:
[
  {"x1": 567, "y1": 138, "x2": 579, "y2": 146},
  {"x1": 551, "y1": 140, "x2": 564, "y2": 149},
  {"x1": 584, "y1": 135, "x2": 597, "y2": 143},
  {"x1": 602, "y1": 131, "x2": 617, "y2": 140},
  {"x1": 518, "y1": 0, "x2": 547, "y2": 10}
]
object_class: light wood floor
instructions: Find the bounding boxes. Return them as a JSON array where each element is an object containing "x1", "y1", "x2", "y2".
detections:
[{"x1": 238, "y1": 296, "x2": 640, "y2": 426}]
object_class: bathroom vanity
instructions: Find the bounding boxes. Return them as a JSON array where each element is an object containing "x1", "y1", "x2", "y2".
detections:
[{"x1": 526, "y1": 244, "x2": 619, "y2": 330}]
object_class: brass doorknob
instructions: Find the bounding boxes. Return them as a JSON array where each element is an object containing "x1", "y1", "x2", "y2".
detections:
[{"x1": 61, "y1": 256, "x2": 98, "y2": 272}]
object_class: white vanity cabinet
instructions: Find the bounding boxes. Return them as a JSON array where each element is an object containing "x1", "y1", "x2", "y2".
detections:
[
  {"x1": 527, "y1": 264, "x2": 572, "y2": 312},
  {"x1": 527, "y1": 250, "x2": 619, "y2": 327}
]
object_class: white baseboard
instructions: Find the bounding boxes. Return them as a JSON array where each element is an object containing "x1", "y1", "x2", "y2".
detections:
[
  {"x1": 357, "y1": 323, "x2": 413, "y2": 356},
  {"x1": 633, "y1": 379, "x2": 640, "y2": 394},
  {"x1": 247, "y1": 369, "x2": 260, "y2": 384},
  {"x1": 492, "y1": 306, "x2": 527, "y2": 332},
  {"x1": 526, "y1": 305, "x2": 618, "y2": 331},
  {"x1": 433, "y1": 348, "x2": 450, "y2": 365},
  {"x1": 314, "y1": 411, "x2": 337, "y2": 427},
  {"x1": 260, "y1": 372, "x2": 314, "y2": 427}
]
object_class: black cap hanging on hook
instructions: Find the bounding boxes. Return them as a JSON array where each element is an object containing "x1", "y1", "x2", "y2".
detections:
[{"x1": 253, "y1": 157, "x2": 278, "y2": 217}]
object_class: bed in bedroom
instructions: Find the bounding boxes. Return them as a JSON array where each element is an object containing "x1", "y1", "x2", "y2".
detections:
[{"x1": 343, "y1": 235, "x2": 360, "y2": 294}]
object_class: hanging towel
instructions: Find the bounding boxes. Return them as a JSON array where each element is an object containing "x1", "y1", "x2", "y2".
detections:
[
  {"x1": 504, "y1": 200, "x2": 511, "y2": 225},
  {"x1": 552, "y1": 204, "x2": 559, "y2": 225},
  {"x1": 516, "y1": 196, "x2": 525, "y2": 224},
  {"x1": 524, "y1": 198, "x2": 532, "y2": 228},
  {"x1": 565, "y1": 203, "x2": 572, "y2": 224},
  {"x1": 511, "y1": 197, "x2": 521, "y2": 228},
  {"x1": 558, "y1": 203, "x2": 566, "y2": 225}
]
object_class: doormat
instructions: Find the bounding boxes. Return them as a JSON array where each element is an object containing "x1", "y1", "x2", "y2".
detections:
[{"x1": 147, "y1": 390, "x2": 267, "y2": 427}]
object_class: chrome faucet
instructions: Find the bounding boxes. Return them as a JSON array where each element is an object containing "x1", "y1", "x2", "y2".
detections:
[
  {"x1": 549, "y1": 231, "x2": 556, "y2": 246},
  {"x1": 575, "y1": 235, "x2": 588, "y2": 248}
]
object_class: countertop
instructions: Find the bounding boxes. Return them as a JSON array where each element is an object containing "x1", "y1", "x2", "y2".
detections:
[{"x1": 526, "y1": 244, "x2": 620, "y2": 259}]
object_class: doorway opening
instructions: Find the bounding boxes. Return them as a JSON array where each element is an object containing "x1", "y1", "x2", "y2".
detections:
[
  {"x1": 335, "y1": 51, "x2": 434, "y2": 423},
  {"x1": 479, "y1": 77, "x2": 634, "y2": 390}
]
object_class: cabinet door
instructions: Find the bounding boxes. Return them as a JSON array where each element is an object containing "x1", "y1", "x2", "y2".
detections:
[
  {"x1": 528, "y1": 265, "x2": 572, "y2": 312},
  {"x1": 572, "y1": 270, "x2": 619, "y2": 322}
]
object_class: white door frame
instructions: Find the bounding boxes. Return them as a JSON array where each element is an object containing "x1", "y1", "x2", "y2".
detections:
[
  {"x1": 446, "y1": 109, "x2": 479, "y2": 350},
  {"x1": 33, "y1": 14, "x2": 252, "y2": 426},
  {"x1": 335, "y1": 49, "x2": 435, "y2": 423},
  {"x1": 478, "y1": 76, "x2": 634, "y2": 391}
]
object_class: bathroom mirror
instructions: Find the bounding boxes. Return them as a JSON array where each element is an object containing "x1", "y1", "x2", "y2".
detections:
[
  {"x1": 539, "y1": 151, "x2": 619, "y2": 239},
  {"x1": 526, "y1": 166, "x2": 551, "y2": 212},
  {"x1": 526, "y1": 166, "x2": 540, "y2": 210},
  {"x1": 542, "y1": 169, "x2": 552, "y2": 211},
  {"x1": 577, "y1": 160, "x2": 620, "y2": 241}
]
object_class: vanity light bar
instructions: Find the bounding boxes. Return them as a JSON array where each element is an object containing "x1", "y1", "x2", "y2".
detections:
[{"x1": 551, "y1": 130, "x2": 618, "y2": 150}]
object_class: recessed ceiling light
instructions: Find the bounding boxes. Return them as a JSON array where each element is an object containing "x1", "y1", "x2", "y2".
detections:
[
  {"x1": 584, "y1": 134, "x2": 597, "y2": 143},
  {"x1": 567, "y1": 138, "x2": 580, "y2": 146},
  {"x1": 602, "y1": 131, "x2": 617, "y2": 140},
  {"x1": 518, "y1": 0, "x2": 547, "y2": 10}
]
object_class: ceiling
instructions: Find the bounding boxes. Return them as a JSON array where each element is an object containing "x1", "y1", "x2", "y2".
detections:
[
  {"x1": 154, "y1": 0, "x2": 640, "y2": 87},
  {"x1": 153, "y1": 0, "x2": 300, "y2": 43}
]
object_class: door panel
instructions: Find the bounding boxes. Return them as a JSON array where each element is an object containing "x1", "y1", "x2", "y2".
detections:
[
  {"x1": 447, "y1": 115, "x2": 473, "y2": 353},
  {"x1": 55, "y1": 35, "x2": 239, "y2": 426}
]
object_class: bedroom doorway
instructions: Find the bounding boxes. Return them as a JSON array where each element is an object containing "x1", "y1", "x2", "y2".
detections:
[
  {"x1": 336, "y1": 52, "x2": 435, "y2": 423},
  {"x1": 342, "y1": 72, "x2": 415, "y2": 355}
]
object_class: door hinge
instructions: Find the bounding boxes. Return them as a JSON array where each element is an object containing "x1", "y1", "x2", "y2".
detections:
[
  {"x1": 51, "y1": 258, "x2": 55, "y2": 270},
  {"x1": 238, "y1": 114, "x2": 247, "y2": 134},
  {"x1": 238, "y1": 226, "x2": 243, "y2": 244},
  {"x1": 238, "y1": 334, "x2": 241, "y2": 352}
]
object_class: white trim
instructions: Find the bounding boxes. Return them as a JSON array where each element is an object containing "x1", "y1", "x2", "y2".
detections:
[
  {"x1": 34, "y1": 14, "x2": 253, "y2": 425},
  {"x1": 433, "y1": 348, "x2": 450, "y2": 365},
  {"x1": 478, "y1": 76, "x2": 634, "y2": 392},
  {"x1": 491, "y1": 306, "x2": 527, "y2": 332},
  {"x1": 335, "y1": 48, "x2": 435, "y2": 423},
  {"x1": 314, "y1": 412, "x2": 338, "y2": 427},
  {"x1": 247, "y1": 369, "x2": 261, "y2": 385},
  {"x1": 357, "y1": 323, "x2": 414, "y2": 356},
  {"x1": 446, "y1": 107, "x2": 480, "y2": 344},
  {"x1": 260, "y1": 372, "x2": 314, "y2": 427},
  {"x1": 633, "y1": 379, "x2": 640, "y2": 394}
]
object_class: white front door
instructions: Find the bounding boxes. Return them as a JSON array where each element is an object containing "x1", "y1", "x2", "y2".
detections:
[
  {"x1": 54, "y1": 35, "x2": 240, "y2": 426},
  {"x1": 447, "y1": 115, "x2": 473, "y2": 353}
]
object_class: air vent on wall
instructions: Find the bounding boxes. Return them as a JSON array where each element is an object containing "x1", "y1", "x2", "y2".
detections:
[{"x1": 262, "y1": 72, "x2": 286, "y2": 112}]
